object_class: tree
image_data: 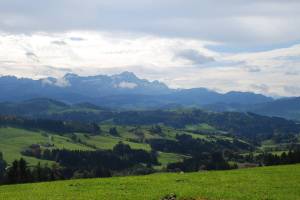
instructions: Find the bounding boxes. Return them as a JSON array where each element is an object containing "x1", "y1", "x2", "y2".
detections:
[
  {"x1": 32, "y1": 162, "x2": 43, "y2": 182},
  {"x1": 0, "y1": 152, "x2": 6, "y2": 181},
  {"x1": 5, "y1": 158, "x2": 31, "y2": 184},
  {"x1": 134, "y1": 129, "x2": 145, "y2": 142},
  {"x1": 113, "y1": 142, "x2": 131, "y2": 156},
  {"x1": 19, "y1": 158, "x2": 30, "y2": 182},
  {"x1": 109, "y1": 127, "x2": 118, "y2": 136},
  {"x1": 91, "y1": 123, "x2": 101, "y2": 135},
  {"x1": 6, "y1": 160, "x2": 19, "y2": 183},
  {"x1": 150, "y1": 125, "x2": 163, "y2": 135}
]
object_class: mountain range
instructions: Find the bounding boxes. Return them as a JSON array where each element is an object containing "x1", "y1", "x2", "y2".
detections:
[
  {"x1": 1, "y1": 71, "x2": 300, "y2": 120},
  {"x1": 0, "y1": 71, "x2": 272, "y2": 106}
]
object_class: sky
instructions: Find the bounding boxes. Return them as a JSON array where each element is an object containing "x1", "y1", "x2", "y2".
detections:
[{"x1": 0, "y1": 0, "x2": 300, "y2": 96}]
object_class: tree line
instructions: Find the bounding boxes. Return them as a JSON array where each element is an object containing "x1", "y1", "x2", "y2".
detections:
[
  {"x1": 166, "y1": 150, "x2": 300, "y2": 173},
  {"x1": 0, "y1": 115, "x2": 101, "y2": 135},
  {"x1": 1, "y1": 149, "x2": 300, "y2": 185},
  {"x1": 2, "y1": 107, "x2": 299, "y2": 144},
  {"x1": 242, "y1": 150, "x2": 300, "y2": 166},
  {"x1": 0, "y1": 142, "x2": 158, "y2": 184},
  {"x1": 149, "y1": 134, "x2": 253, "y2": 156}
]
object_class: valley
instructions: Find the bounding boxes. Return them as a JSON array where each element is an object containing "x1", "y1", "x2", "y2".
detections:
[
  {"x1": 1, "y1": 1, "x2": 300, "y2": 199},
  {"x1": 0, "y1": 74, "x2": 300, "y2": 199}
]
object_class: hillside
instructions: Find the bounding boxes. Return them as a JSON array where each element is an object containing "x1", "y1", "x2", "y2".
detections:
[
  {"x1": 205, "y1": 97, "x2": 300, "y2": 121},
  {"x1": 0, "y1": 98, "x2": 110, "y2": 119},
  {"x1": 1, "y1": 99, "x2": 299, "y2": 141},
  {"x1": 0, "y1": 127, "x2": 93, "y2": 164},
  {"x1": 0, "y1": 126, "x2": 192, "y2": 167},
  {"x1": 1, "y1": 106, "x2": 299, "y2": 168},
  {"x1": 249, "y1": 97, "x2": 300, "y2": 120},
  {"x1": 0, "y1": 107, "x2": 299, "y2": 188},
  {"x1": 0, "y1": 164, "x2": 299, "y2": 200}
]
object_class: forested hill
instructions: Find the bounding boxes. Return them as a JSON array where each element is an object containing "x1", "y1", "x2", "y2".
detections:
[
  {"x1": 1, "y1": 108, "x2": 299, "y2": 142},
  {"x1": 112, "y1": 110, "x2": 300, "y2": 141},
  {"x1": 204, "y1": 97, "x2": 300, "y2": 121}
]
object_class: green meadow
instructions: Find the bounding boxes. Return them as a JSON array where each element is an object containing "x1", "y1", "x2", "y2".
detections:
[
  {"x1": 0, "y1": 127, "x2": 92, "y2": 164},
  {"x1": 0, "y1": 127, "x2": 184, "y2": 167},
  {"x1": 0, "y1": 164, "x2": 299, "y2": 200}
]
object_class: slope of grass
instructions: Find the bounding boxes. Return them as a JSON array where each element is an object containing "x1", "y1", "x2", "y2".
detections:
[
  {"x1": 185, "y1": 123, "x2": 216, "y2": 132},
  {"x1": 157, "y1": 152, "x2": 188, "y2": 168},
  {"x1": 0, "y1": 127, "x2": 152, "y2": 165},
  {"x1": 0, "y1": 124, "x2": 251, "y2": 168},
  {"x1": 0, "y1": 127, "x2": 92, "y2": 165},
  {"x1": 0, "y1": 127, "x2": 51, "y2": 165},
  {"x1": 76, "y1": 133, "x2": 151, "y2": 151},
  {"x1": 0, "y1": 164, "x2": 299, "y2": 200}
]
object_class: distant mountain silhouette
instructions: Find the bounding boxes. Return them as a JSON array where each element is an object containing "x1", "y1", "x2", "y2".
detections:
[{"x1": 0, "y1": 72, "x2": 273, "y2": 108}]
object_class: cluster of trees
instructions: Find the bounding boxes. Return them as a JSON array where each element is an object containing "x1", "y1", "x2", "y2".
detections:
[
  {"x1": 2, "y1": 149, "x2": 300, "y2": 185},
  {"x1": 3, "y1": 159, "x2": 63, "y2": 184},
  {"x1": 149, "y1": 134, "x2": 249, "y2": 172},
  {"x1": 24, "y1": 142, "x2": 158, "y2": 177},
  {"x1": 252, "y1": 150, "x2": 300, "y2": 166},
  {"x1": 149, "y1": 134, "x2": 252, "y2": 156},
  {"x1": 167, "y1": 152, "x2": 237, "y2": 172},
  {"x1": 149, "y1": 125, "x2": 164, "y2": 136},
  {"x1": 1, "y1": 143, "x2": 159, "y2": 184},
  {"x1": 272, "y1": 132, "x2": 298, "y2": 144},
  {"x1": 0, "y1": 154, "x2": 60, "y2": 184},
  {"x1": 225, "y1": 149, "x2": 300, "y2": 167},
  {"x1": 167, "y1": 150, "x2": 300, "y2": 173},
  {"x1": 0, "y1": 115, "x2": 101, "y2": 135},
  {"x1": 109, "y1": 127, "x2": 119, "y2": 136}
]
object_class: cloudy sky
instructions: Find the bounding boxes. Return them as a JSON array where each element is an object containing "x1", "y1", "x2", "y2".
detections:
[{"x1": 0, "y1": 0, "x2": 300, "y2": 96}]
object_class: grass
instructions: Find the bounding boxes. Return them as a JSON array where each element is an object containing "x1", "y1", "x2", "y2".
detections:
[
  {"x1": 0, "y1": 127, "x2": 92, "y2": 165},
  {"x1": 0, "y1": 127, "x2": 152, "y2": 164},
  {"x1": 157, "y1": 152, "x2": 189, "y2": 168},
  {"x1": 76, "y1": 133, "x2": 151, "y2": 151},
  {"x1": 0, "y1": 127, "x2": 52, "y2": 165},
  {"x1": 0, "y1": 125, "x2": 250, "y2": 168},
  {"x1": 0, "y1": 127, "x2": 152, "y2": 165},
  {"x1": 185, "y1": 123, "x2": 216, "y2": 132},
  {"x1": 0, "y1": 164, "x2": 299, "y2": 200},
  {"x1": 0, "y1": 126, "x2": 184, "y2": 171}
]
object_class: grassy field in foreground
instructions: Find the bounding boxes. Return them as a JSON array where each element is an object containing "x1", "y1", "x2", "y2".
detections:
[{"x1": 0, "y1": 164, "x2": 299, "y2": 200}]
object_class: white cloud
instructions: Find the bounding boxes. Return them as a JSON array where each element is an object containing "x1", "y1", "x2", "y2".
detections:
[
  {"x1": 0, "y1": 31, "x2": 216, "y2": 77},
  {"x1": 0, "y1": 1, "x2": 300, "y2": 97},
  {"x1": 41, "y1": 76, "x2": 70, "y2": 87},
  {"x1": 116, "y1": 81, "x2": 138, "y2": 89},
  {"x1": 0, "y1": 31, "x2": 300, "y2": 97}
]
